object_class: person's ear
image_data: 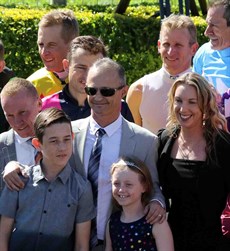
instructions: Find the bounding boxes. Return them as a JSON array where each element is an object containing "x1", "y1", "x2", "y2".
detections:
[
  {"x1": 0, "y1": 60, "x2": 5, "y2": 73},
  {"x1": 72, "y1": 132, "x2": 74, "y2": 140},
  {"x1": 121, "y1": 85, "x2": 128, "y2": 98},
  {"x1": 62, "y1": 59, "x2": 70, "y2": 73},
  {"x1": 141, "y1": 183, "x2": 147, "y2": 193},
  {"x1": 32, "y1": 138, "x2": 41, "y2": 151},
  {"x1": 157, "y1": 40, "x2": 161, "y2": 54},
  {"x1": 37, "y1": 98, "x2": 42, "y2": 112},
  {"x1": 191, "y1": 42, "x2": 199, "y2": 56}
]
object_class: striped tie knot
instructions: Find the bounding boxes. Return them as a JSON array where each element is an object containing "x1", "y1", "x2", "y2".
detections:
[
  {"x1": 92, "y1": 128, "x2": 106, "y2": 152},
  {"x1": 96, "y1": 128, "x2": 106, "y2": 137}
]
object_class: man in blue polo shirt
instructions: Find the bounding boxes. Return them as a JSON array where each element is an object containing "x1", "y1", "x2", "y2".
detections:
[{"x1": 193, "y1": 0, "x2": 230, "y2": 119}]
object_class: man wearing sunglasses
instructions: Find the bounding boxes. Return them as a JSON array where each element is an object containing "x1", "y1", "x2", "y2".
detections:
[
  {"x1": 42, "y1": 35, "x2": 133, "y2": 122},
  {"x1": 2, "y1": 58, "x2": 165, "y2": 251},
  {"x1": 71, "y1": 57, "x2": 165, "y2": 250}
]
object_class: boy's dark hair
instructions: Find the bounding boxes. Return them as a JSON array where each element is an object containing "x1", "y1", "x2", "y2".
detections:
[
  {"x1": 0, "y1": 39, "x2": 5, "y2": 60},
  {"x1": 68, "y1": 35, "x2": 108, "y2": 63},
  {"x1": 34, "y1": 107, "x2": 72, "y2": 143}
]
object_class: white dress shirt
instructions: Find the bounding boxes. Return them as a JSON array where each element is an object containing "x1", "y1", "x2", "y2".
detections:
[
  {"x1": 14, "y1": 132, "x2": 36, "y2": 166},
  {"x1": 83, "y1": 115, "x2": 122, "y2": 240}
]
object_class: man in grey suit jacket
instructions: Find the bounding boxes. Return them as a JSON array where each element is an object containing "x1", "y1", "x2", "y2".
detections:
[
  {"x1": 3, "y1": 58, "x2": 165, "y2": 250},
  {"x1": 0, "y1": 78, "x2": 42, "y2": 193},
  {"x1": 71, "y1": 58, "x2": 165, "y2": 250}
]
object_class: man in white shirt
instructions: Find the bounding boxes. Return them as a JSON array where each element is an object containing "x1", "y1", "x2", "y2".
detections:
[
  {"x1": 71, "y1": 57, "x2": 165, "y2": 250},
  {"x1": 127, "y1": 14, "x2": 198, "y2": 134},
  {"x1": 2, "y1": 58, "x2": 165, "y2": 251},
  {"x1": 0, "y1": 77, "x2": 42, "y2": 193}
]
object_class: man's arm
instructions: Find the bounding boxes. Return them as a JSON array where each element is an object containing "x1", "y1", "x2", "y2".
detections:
[
  {"x1": 144, "y1": 201, "x2": 166, "y2": 224},
  {"x1": 3, "y1": 161, "x2": 26, "y2": 191},
  {"x1": 74, "y1": 221, "x2": 91, "y2": 251},
  {"x1": 144, "y1": 134, "x2": 166, "y2": 223},
  {"x1": 0, "y1": 216, "x2": 14, "y2": 251},
  {"x1": 146, "y1": 135, "x2": 165, "y2": 205},
  {"x1": 126, "y1": 80, "x2": 143, "y2": 126}
]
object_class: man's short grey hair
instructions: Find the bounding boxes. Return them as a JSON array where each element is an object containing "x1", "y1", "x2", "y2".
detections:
[
  {"x1": 208, "y1": 0, "x2": 230, "y2": 26},
  {"x1": 90, "y1": 57, "x2": 126, "y2": 86}
]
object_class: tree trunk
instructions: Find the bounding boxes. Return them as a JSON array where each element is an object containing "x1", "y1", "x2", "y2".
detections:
[
  {"x1": 115, "y1": 0, "x2": 131, "y2": 14},
  {"x1": 190, "y1": 0, "x2": 207, "y2": 16},
  {"x1": 50, "y1": 0, "x2": 67, "y2": 6},
  {"x1": 190, "y1": 0, "x2": 199, "y2": 16},
  {"x1": 198, "y1": 0, "x2": 207, "y2": 15}
]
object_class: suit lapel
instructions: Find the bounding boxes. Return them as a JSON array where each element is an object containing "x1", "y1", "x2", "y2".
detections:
[
  {"x1": 75, "y1": 127, "x2": 88, "y2": 164},
  {"x1": 4, "y1": 130, "x2": 17, "y2": 162},
  {"x1": 71, "y1": 119, "x2": 90, "y2": 177},
  {"x1": 119, "y1": 119, "x2": 136, "y2": 156}
]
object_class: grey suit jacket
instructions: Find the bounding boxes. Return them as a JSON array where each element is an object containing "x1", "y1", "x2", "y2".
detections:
[
  {"x1": 0, "y1": 129, "x2": 17, "y2": 192},
  {"x1": 71, "y1": 116, "x2": 165, "y2": 206}
]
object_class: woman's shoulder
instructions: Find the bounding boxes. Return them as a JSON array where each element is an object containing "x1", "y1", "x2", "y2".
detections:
[
  {"x1": 157, "y1": 127, "x2": 179, "y2": 139},
  {"x1": 215, "y1": 130, "x2": 230, "y2": 145},
  {"x1": 157, "y1": 127, "x2": 179, "y2": 153},
  {"x1": 213, "y1": 131, "x2": 230, "y2": 162}
]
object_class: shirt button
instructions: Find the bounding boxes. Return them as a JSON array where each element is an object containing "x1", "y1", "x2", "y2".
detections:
[
  {"x1": 43, "y1": 210, "x2": 47, "y2": 214},
  {"x1": 39, "y1": 232, "x2": 43, "y2": 235},
  {"x1": 48, "y1": 189, "x2": 52, "y2": 192},
  {"x1": 67, "y1": 204, "x2": 71, "y2": 207}
]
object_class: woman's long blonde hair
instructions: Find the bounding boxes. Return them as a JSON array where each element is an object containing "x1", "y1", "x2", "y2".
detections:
[{"x1": 167, "y1": 72, "x2": 228, "y2": 162}]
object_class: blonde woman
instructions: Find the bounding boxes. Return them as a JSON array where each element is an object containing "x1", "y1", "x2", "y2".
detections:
[{"x1": 157, "y1": 72, "x2": 230, "y2": 251}]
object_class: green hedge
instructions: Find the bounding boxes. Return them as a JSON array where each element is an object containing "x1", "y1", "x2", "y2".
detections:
[{"x1": 0, "y1": 5, "x2": 208, "y2": 85}]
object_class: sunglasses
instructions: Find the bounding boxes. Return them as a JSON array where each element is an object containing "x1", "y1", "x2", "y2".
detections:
[{"x1": 85, "y1": 85, "x2": 125, "y2": 97}]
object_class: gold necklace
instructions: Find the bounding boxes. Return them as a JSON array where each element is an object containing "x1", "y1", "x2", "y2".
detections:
[
  {"x1": 178, "y1": 144, "x2": 192, "y2": 160},
  {"x1": 178, "y1": 134, "x2": 194, "y2": 160}
]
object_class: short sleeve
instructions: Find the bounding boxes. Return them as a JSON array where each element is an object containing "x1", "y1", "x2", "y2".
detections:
[
  {"x1": 0, "y1": 186, "x2": 18, "y2": 218},
  {"x1": 75, "y1": 180, "x2": 96, "y2": 223}
]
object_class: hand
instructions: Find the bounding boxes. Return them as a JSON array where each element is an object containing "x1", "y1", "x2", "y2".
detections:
[
  {"x1": 3, "y1": 161, "x2": 26, "y2": 191},
  {"x1": 144, "y1": 201, "x2": 166, "y2": 224}
]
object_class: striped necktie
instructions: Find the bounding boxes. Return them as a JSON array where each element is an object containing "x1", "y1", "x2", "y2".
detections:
[{"x1": 87, "y1": 128, "x2": 106, "y2": 205}]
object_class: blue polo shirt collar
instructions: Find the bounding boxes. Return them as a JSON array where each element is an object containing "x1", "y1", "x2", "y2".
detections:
[
  {"x1": 32, "y1": 162, "x2": 72, "y2": 185},
  {"x1": 218, "y1": 46, "x2": 230, "y2": 57}
]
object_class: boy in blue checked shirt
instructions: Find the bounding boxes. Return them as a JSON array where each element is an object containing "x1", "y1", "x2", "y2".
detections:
[{"x1": 0, "y1": 107, "x2": 95, "y2": 251}]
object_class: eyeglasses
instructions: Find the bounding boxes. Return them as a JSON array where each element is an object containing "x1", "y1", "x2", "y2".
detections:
[{"x1": 84, "y1": 85, "x2": 125, "y2": 97}]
